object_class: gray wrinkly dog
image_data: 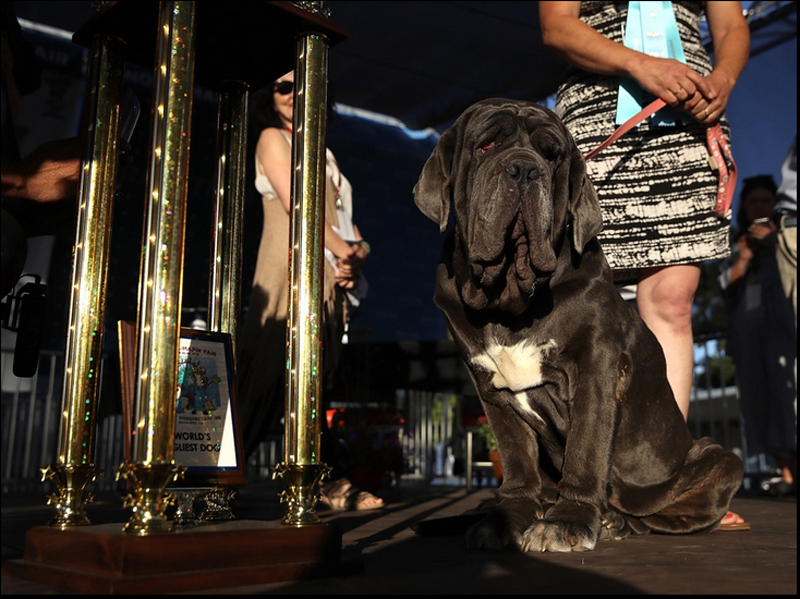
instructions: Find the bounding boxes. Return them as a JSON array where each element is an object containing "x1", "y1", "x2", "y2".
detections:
[{"x1": 413, "y1": 98, "x2": 743, "y2": 553}]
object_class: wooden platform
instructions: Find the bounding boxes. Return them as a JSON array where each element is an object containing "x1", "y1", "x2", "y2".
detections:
[
  {"x1": 2, "y1": 482, "x2": 796, "y2": 595},
  {"x1": 3, "y1": 519, "x2": 361, "y2": 594}
]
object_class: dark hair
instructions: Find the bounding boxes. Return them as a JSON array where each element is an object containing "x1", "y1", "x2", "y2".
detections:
[
  {"x1": 736, "y1": 174, "x2": 777, "y2": 232},
  {"x1": 248, "y1": 78, "x2": 338, "y2": 141},
  {"x1": 248, "y1": 84, "x2": 285, "y2": 140}
]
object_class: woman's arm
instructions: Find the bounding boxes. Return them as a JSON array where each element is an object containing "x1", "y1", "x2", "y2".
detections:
[
  {"x1": 1, "y1": 137, "x2": 82, "y2": 237},
  {"x1": 725, "y1": 235, "x2": 753, "y2": 292},
  {"x1": 256, "y1": 127, "x2": 354, "y2": 260},
  {"x1": 539, "y1": 2, "x2": 639, "y2": 78},
  {"x1": 538, "y1": 1, "x2": 715, "y2": 111},
  {"x1": 701, "y1": 2, "x2": 750, "y2": 119},
  {"x1": 256, "y1": 127, "x2": 293, "y2": 213}
]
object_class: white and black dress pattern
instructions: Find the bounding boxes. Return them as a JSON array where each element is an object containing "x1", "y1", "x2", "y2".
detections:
[{"x1": 555, "y1": 1, "x2": 732, "y2": 282}]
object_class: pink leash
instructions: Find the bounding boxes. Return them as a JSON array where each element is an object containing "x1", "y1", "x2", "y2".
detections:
[{"x1": 583, "y1": 98, "x2": 736, "y2": 219}]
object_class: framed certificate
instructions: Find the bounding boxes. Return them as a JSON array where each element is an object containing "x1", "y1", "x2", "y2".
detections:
[{"x1": 118, "y1": 321, "x2": 246, "y2": 486}]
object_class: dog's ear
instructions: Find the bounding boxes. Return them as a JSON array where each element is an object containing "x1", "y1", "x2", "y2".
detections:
[
  {"x1": 567, "y1": 144, "x2": 603, "y2": 253},
  {"x1": 413, "y1": 127, "x2": 457, "y2": 232}
]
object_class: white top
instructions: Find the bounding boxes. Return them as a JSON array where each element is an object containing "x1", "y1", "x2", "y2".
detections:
[{"x1": 254, "y1": 130, "x2": 366, "y2": 307}]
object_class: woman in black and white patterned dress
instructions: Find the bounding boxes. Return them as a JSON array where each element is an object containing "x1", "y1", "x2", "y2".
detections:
[
  {"x1": 539, "y1": 0, "x2": 750, "y2": 530},
  {"x1": 540, "y1": 1, "x2": 749, "y2": 414}
]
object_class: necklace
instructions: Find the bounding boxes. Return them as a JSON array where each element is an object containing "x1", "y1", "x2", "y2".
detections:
[{"x1": 327, "y1": 153, "x2": 344, "y2": 210}]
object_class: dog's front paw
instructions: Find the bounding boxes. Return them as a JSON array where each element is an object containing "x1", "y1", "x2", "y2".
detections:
[
  {"x1": 519, "y1": 501, "x2": 601, "y2": 552},
  {"x1": 464, "y1": 501, "x2": 542, "y2": 550},
  {"x1": 520, "y1": 519, "x2": 597, "y2": 552}
]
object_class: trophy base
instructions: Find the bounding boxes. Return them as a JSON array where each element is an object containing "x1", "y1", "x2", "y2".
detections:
[{"x1": 2, "y1": 520, "x2": 362, "y2": 594}]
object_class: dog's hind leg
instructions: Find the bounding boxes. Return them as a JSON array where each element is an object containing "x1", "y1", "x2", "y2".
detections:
[
  {"x1": 637, "y1": 438, "x2": 744, "y2": 534},
  {"x1": 598, "y1": 508, "x2": 644, "y2": 541}
]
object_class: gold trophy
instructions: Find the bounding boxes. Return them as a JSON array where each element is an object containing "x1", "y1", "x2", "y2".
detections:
[{"x1": 117, "y1": 0, "x2": 196, "y2": 534}]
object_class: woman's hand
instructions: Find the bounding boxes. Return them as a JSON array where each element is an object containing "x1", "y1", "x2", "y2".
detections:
[
  {"x1": 335, "y1": 274, "x2": 357, "y2": 290},
  {"x1": 676, "y1": 69, "x2": 734, "y2": 125},
  {"x1": 687, "y1": 0, "x2": 751, "y2": 124},
  {"x1": 736, "y1": 233, "x2": 755, "y2": 264},
  {"x1": 347, "y1": 240, "x2": 369, "y2": 269},
  {"x1": 633, "y1": 55, "x2": 707, "y2": 107},
  {"x1": 334, "y1": 240, "x2": 369, "y2": 288}
]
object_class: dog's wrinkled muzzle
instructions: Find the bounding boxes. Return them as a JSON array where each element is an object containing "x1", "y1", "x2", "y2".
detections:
[{"x1": 462, "y1": 157, "x2": 556, "y2": 313}]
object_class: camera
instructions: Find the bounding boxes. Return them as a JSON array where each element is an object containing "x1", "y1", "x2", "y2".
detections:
[
  {"x1": 748, "y1": 216, "x2": 772, "y2": 232},
  {"x1": 0, "y1": 274, "x2": 47, "y2": 377}
]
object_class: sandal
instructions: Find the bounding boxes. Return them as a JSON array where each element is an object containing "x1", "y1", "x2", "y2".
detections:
[
  {"x1": 719, "y1": 511, "x2": 750, "y2": 531},
  {"x1": 319, "y1": 477, "x2": 384, "y2": 511}
]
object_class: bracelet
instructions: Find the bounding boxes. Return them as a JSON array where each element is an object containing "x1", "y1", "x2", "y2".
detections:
[{"x1": 357, "y1": 240, "x2": 371, "y2": 255}]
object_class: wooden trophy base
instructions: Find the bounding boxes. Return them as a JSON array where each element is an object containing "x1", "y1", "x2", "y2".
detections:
[{"x1": 2, "y1": 519, "x2": 363, "y2": 594}]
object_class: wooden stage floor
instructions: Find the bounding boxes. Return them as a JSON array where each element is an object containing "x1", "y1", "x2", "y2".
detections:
[{"x1": 2, "y1": 479, "x2": 796, "y2": 595}]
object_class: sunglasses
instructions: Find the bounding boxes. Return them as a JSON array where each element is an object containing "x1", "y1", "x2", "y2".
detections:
[{"x1": 274, "y1": 80, "x2": 294, "y2": 96}]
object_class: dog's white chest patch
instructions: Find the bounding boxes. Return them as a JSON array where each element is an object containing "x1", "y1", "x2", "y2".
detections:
[{"x1": 471, "y1": 339, "x2": 557, "y2": 392}]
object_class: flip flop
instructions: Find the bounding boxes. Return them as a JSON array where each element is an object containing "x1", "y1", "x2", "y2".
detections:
[
  {"x1": 319, "y1": 478, "x2": 384, "y2": 511},
  {"x1": 719, "y1": 511, "x2": 750, "y2": 531}
]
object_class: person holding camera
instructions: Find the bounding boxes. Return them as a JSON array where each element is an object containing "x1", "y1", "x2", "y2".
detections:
[{"x1": 718, "y1": 175, "x2": 796, "y2": 497}]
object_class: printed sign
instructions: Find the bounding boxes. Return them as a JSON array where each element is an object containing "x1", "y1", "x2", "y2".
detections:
[{"x1": 118, "y1": 321, "x2": 246, "y2": 485}]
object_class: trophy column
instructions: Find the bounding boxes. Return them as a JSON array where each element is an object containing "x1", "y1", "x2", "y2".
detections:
[
  {"x1": 208, "y1": 80, "x2": 249, "y2": 350},
  {"x1": 117, "y1": 0, "x2": 196, "y2": 534},
  {"x1": 172, "y1": 79, "x2": 251, "y2": 521},
  {"x1": 41, "y1": 33, "x2": 125, "y2": 528},
  {"x1": 274, "y1": 32, "x2": 333, "y2": 526}
]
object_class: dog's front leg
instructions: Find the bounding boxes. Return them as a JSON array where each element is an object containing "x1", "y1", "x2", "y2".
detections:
[
  {"x1": 521, "y1": 377, "x2": 618, "y2": 553},
  {"x1": 465, "y1": 393, "x2": 550, "y2": 550}
]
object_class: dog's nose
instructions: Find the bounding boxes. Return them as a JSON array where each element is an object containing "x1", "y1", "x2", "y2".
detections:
[{"x1": 506, "y1": 161, "x2": 540, "y2": 185}]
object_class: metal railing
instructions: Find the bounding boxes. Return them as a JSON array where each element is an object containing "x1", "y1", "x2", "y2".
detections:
[
  {"x1": 1, "y1": 335, "x2": 777, "y2": 496},
  {"x1": 1, "y1": 349, "x2": 126, "y2": 495}
]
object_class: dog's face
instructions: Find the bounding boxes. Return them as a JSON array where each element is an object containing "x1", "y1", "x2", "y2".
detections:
[{"x1": 414, "y1": 98, "x2": 602, "y2": 314}]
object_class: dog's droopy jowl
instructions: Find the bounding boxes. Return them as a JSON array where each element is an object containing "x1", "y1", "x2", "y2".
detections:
[{"x1": 413, "y1": 98, "x2": 743, "y2": 553}]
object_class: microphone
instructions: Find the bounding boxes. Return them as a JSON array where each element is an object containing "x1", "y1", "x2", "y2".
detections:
[{"x1": 4, "y1": 275, "x2": 48, "y2": 378}]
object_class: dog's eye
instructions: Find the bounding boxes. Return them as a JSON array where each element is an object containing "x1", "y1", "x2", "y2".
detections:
[
  {"x1": 479, "y1": 141, "x2": 496, "y2": 155},
  {"x1": 541, "y1": 145, "x2": 562, "y2": 165},
  {"x1": 533, "y1": 131, "x2": 566, "y2": 165}
]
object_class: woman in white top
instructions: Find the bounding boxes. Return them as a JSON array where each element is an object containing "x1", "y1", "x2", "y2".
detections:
[{"x1": 237, "y1": 71, "x2": 380, "y2": 510}]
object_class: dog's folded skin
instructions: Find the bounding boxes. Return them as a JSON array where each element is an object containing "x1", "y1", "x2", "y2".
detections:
[{"x1": 414, "y1": 98, "x2": 744, "y2": 553}]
